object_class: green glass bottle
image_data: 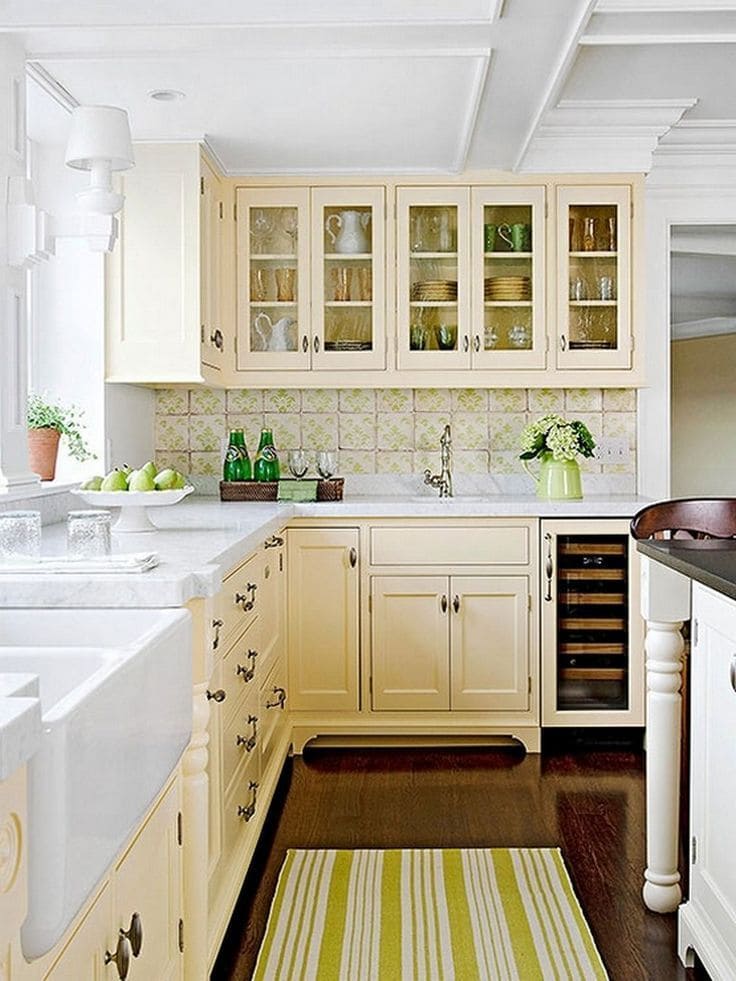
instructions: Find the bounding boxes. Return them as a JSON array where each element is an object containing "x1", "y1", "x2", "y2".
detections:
[
  {"x1": 253, "y1": 428, "x2": 280, "y2": 482},
  {"x1": 223, "y1": 429, "x2": 251, "y2": 481}
]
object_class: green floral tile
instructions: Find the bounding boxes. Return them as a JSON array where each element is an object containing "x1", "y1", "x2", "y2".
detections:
[
  {"x1": 488, "y1": 389, "x2": 527, "y2": 412},
  {"x1": 604, "y1": 453, "x2": 635, "y2": 476},
  {"x1": 603, "y1": 388, "x2": 637, "y2": 412},
  {"x1": 190, "y1": 414, "x2": 226, "y2": 452},
  {"x1": 339, "y1": 389, "x2": 375, "y2": 413},
  {"x1": 603, "y1": 412, "x2": 637, "y2": 446},
  {"x1": 377, "y1": 413, "x2": 414, "y2": 451},
  {"x1": 451, "y1": 388, "x2": 488, "y2": 413},
  {"x1": 490, "y1": 451, "x2": 523, "y2": 476},
  {"x1": 155, "y1": 415, "x2": 189, "y2": 452},
  {"x1": 565, "y1": 388, "x2": 602, "y2": 412},
  {"x1": 488, "y1": 413, "x2": 528, "y2": 451},
  {"x1": 155, "y1": 451, "x2": 190, "y2": 475},
  {"x1": 189, "y1": 387, "x2": 226, "y2": 415},
  {"x1": 190, "y1": 452, "x2": 221, "y2": 476},
  {"x1": 454, "y1": 450, "x2": 490, "y2": 474},
  {"x1": 264, "y1": 413, "x2": 301, "y2": 450},
  {"x1": 528, "y1": 389, "x2": 564, "y2": 414},
  {"x1": 155, "y1": 388, "x2": 189, "y2": 415},
  {"x1": 376, "y1": 451, "x2": 413, "y2": 474},
  {"x1": 377, "y1": 389, "x2": 413, "y2": 412},
  {"x1": 339, "y1": 451, "x2": 375, "y2": 474},
  {"x1": 301, "y1": 389, "x2": 338, "y2": 413},
  {"x1": 414, "y1": 413, "x2": 448, "y2": 450},
  {"x1": 451, "y1": 412, "x2": 489, "y2": 450},
  {"x1": 339, "y1": 413, "x2": 375, "y2": 449},
  {"x1": 265, "y1": 389, "x2": 301, "y2": 413},
  {"x1": 580, "y1": 456, "x2": 603, "y2": 475},
  {"x1": 225, "y1": 414, "x2": 264, "y2": 451},
  {"x1": 301, "y1": 413, "x2": 338, "y2": 451},
  {"x1": 414, "y1": 388, "x2": 451, "y2": 413},
  {"x1": 226, "y1": 389, "x2": 263, "y2": 414}
]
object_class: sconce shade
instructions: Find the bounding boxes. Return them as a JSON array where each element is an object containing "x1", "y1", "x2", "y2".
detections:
[{"x1": 65, "y1": 105, "x2": 134, "y2": 171}]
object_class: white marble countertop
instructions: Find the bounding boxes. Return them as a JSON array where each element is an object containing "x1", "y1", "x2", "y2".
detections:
[
  {"x1": 0, "y1": 674, "x2": 41, "y2": 782},
  {"x1": 0, "y1": 493, "x2": 648, "y2": 609}
]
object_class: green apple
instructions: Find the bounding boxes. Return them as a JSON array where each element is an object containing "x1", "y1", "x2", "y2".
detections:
[
  {"x1": 141, "y1": 460, "x2": 157, "y2": 481},
  {"x1": 127, "y1": 468, "x2": 156, "y2": 492},
  {"x1": 154, "y1": 468, "x2": 178, "y2": 491},
  {"x1": 118, "y1": 463, "x2": 133, "y2": 477},
  {"x1": 172, "y1": 470, "x2": 187, "y2": 490},
  {"x1": 101, "y1": 469, "x2": 129, "y2": 492},
  {"x1": 81, "y1": 475, "x2": 103, "y2": 491}
]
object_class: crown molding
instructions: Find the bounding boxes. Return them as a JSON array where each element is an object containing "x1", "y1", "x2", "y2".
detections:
[{"x1": 25, "y1": 61, "x2": 78, "y2": 112}]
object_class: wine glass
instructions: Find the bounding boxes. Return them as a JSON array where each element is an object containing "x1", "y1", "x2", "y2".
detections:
[
  {"x1": 316, "y1": 451, "x2": 338, "y2": 479},
  {"x1": 250, "y1": 209, "x2": 275, "y2": 254},
  {"x1": 281, "y1": 209, "x2": 298, "y2": 254},
  {"x1": 288, "y1": 450, "x2": 308, "y2": 479}
]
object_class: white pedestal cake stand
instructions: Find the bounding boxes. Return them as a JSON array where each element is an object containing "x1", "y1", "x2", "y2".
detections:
[{"x1": 71, "y1": 486, "x2": 194, "y2": 533}]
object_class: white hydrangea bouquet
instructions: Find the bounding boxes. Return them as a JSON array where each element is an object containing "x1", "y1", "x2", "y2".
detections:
[{"x1": 519, "y1": 414, "x2": 595, "y2": 499}]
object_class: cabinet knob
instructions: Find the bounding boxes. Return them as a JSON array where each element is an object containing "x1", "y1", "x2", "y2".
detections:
[
  {"x1": 210, "y1": 328, "x2": 224, "y2": 351},
  {"x1": 121, "y1": 912, "x2": 143, "y2": 958},
  {"x1": 237, "y1": 781, "x2": 259, "y2": 822},
  {"x1": 265, "y1": 535, "x2": 284, "y2": 549},
  {"x1": 266, "y1": 686, "x2": 287, "y2": 710},
  {"x1": 235, "y1": 582, "x2": 257, "y2": 611},
  {"x1": 212, "y1": 618, "x2": 224, "y2": 650},
  {"x1": 349, "y1": 547, "x2": 358, "y2": 568},
  {"x1": 473, "y1": 335, "x2": 481, "y2": 353},
  {"x1": 105, "y1": 933, "x2": 131, "y2": 980},
  {"x1": 440, "y1": 594, "x2": 448, "y2": 614},
  {"x1": 560, "y1": 334, "x2": 567, "y2": 351},
  {"x1": 313, "y1": 335, "x2": 320, "y2": 353},
  {"x1": 206, "y1": 688, "x2": 226, "y2": 702},
  {"x1": 452, "y1": 595, "x2": 460, "y2": 614},
  {"x1": 463, "y1": 335, "x2": 469, "y2": 353},
  {"x1": 302, "y1": 335, "x2": 309, "y2": 353}
]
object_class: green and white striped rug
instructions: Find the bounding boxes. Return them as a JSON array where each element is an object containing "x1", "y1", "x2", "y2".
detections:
[{"x1": 253, "y1": 847, "x2": 608, "y2": 980}]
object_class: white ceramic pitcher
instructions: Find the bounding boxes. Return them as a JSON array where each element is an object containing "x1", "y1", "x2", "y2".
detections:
[
  {"x1": 253, "y1": 312, "x2": 297, "y2": 351},
  {"x1": 325, "y1": 210, "x2": 370, "y2": 254}
]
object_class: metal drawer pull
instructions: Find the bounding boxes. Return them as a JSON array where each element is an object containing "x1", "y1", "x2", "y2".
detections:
[
  {"x1": 473, "y1": 335, "x2": 481, "y2": 353},
  {"x1": 462, "y1": 335, "x2": 469, "y2": 353},
  {"x1": 560, "y1": 334, "x2": 567, "y2": 351},
  {"x1": 236, "y1": 715, "x2": 258, "y2": 753},
  {"x1": 452, "y1": 595, "x2": 460, "y2": 614},
  {"x1": 302, "y1": 335, "x2": 309, "y2": 353},
  {"x1": 237, "y1": 781, "x2": 259, "y2": 822},
  {"x1": 236, "y1": 649, "x2": 258, "y2": 683},
  {"x1": 105, "y1": 933, "x2": 130, "y2": 980},
  {"x1": 730, "y1": 655, "x2": 736, "y2": 693},
  {"x1": 313, "y1": 335, "x2": 320, "y2": 353},
  {"x1": 235, "y1": 582, "x2": 257, "y2": 611},
  {"x1": 544, "y1": 532, "x2": 553, "y2": 602},
  {"x1": 266, "y1": 686, "x2": 287, "y2": 710},
  {"x1": 121, "y1": 912, "x2": 143, "y2": 958},
  {"x1": 206, "y1": 689, "x2": 226, "y2": 703},
  {"x1": 440, "y1": 594, "x2": 448, "y2": 614},
  {"x1": 265, "y1": 535, "x2": 284, "y2": 549},
  {"x1": 349, "y1": 547, "x2": 357, "y2": 568},
  {"x1": 210, "y1": 328, "x2": 224, "y2": 351},
  {"x1": 212, "y1": 618, "x2": 224, "y2": 650}
]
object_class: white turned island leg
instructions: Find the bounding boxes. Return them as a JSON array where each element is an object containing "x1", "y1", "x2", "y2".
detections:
[
  {"x1": 639, "y1": 556, "x2": 691, "y2": 914},
  {"x1": 182, "y1": 686, "x2": 210, "y2": 981}
]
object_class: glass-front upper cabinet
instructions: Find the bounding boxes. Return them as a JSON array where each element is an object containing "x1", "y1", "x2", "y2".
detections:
[
  {"x1": 556, "y1": 185, "x2": 631, "y2": 370},
  {"x1": 397, "y1": 187, "x2": 471, "y2": 369},
  {"x1": 311, "y1": 187, "x2": 385, "y2": 370},
  {"x1": 470, "y1": 185, "x2": 546, "y2": 369},
  {"x1": 236, "y1": 187, "x2": 309, "y2": 370}
]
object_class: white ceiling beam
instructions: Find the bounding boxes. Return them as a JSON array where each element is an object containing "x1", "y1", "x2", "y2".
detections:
[{"x1": 671, "y1": 316, "x2": 736, "y2": 340}]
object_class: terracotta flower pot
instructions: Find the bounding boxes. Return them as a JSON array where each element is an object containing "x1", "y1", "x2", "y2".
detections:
[{"x1": 28, "y1": 427, "x2": 61, "y2": 481}]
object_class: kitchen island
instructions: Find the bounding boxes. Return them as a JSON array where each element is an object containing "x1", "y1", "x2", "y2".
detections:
[{"x1": 637, "y1": 537, "x2": 736, "y2": 980}]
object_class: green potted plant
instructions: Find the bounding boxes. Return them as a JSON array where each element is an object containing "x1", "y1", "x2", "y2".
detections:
[
  {"x1": 519, "y1": 413, "x2": 596, "y2": 499},
  {"x1": 27, "y1": 394, "x2": 95, "y2": 481}
]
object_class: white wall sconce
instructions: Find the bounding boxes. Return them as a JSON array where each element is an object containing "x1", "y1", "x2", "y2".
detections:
[{"x1": 7, "y1": 103, "x2": 134, "y2": 266}]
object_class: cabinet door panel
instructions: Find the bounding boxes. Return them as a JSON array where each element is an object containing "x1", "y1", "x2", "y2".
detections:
[
  {"x1": 44, "y1": 884, "x2": 113, "y2": 980},
  {"x1": 287, "y1": 529, "x2": 359, "y2": 711},
  {"x1": 113, "y1": 780, "x2": 182, "y2": 981},
  {"x1": 371, "y1": 576, "x2": 449, "y2": 711},
  {"x1": 450, "y1": 576, "x2": 529, "y2": 711},
  {"x1": 200, "y1": 155, "x2": 224, "y2": 371}
]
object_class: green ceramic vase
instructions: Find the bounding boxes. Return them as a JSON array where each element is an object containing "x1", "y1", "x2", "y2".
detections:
[{"x1": 523, "y1": 451, "x2": 583, "y2": 500}]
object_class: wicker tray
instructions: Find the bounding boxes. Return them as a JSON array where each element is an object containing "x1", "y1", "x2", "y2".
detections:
[{"x1": 220, "y1": 478, "x2": 344, "y2": 502}]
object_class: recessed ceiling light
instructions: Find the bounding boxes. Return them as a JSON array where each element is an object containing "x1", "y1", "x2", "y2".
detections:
[{"x1": 148, "y1": 89, "x2": 185, "y2": 102}]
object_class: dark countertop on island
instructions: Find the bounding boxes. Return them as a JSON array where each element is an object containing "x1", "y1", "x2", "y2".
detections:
[{"x1": 637, "y1": 538, "x2": 736, "y2": 603}]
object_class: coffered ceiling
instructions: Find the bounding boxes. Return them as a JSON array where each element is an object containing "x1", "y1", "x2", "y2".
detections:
[{"x1": 7, "y1": 0, "x2": 736, "y2": 175}]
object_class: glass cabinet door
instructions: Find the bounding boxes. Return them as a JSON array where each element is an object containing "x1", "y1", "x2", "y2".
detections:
[
  {"x1": 236, "y1": 187, "x2": 309, "y2": 370},
  {"x1": 311, "y1": 187, "x2": 385, "y2": 370},
  {"x1": 397, "y1": 186, "x2": 471, "y2": 369},
  {"x1": 470, "y1": 185, "x2": 546, "y2": 369},
  {"x1": 556, "y1": 185, "x2": 631, "y2": 370}
]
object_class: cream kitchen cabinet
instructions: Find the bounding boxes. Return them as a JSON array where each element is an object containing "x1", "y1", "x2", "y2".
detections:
[
  {"x1": 679, "y1": 582, "x2": 736, "y2": 980},
  {"x1": 371, "y1": 575, "x2": 531, "y2": 712},
  {"x1": 287, "y1": 527, "x2": 360, "y2": 711},
  {"x1": 41, "y1": 773, "x2": 183, "y2": 981},
  {"x1": 106, "y1": 143, "x2": 228, "y2": 385},
  {"x1": 236, "y1": 186, "x2": 386, "y2": 372}
]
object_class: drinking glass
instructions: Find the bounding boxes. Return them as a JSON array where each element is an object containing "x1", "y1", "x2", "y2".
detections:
[
  {"x1": 317, "y1": 452, "x2": 338, "y2": 479},
  {"x1": 275, "y1": 266, "x2": 296, "y2": 302},
  {"x1": 357, "y1": 267, "x2": 372, "y2": 301},
  {"x1": 331, "y1": 267, "x2": 352, "y2": 302},
  {"x1": 0, "y1": 510, "x2": 41, "y2": 560},
  {"x1": 288, "y1": 450, "x2": 308, "y2": 479},
  {"x1": 250, "y1": 267, "x2": 269, "y2": 302},
  {"x1": 582, "y1": 217, "x2": 597, "y2": 252},
  {"x1": 67, "y1": 510, "x2": 111, "y2": 558},
  {"x1": 250, "y1": 209, "x2": 275, "y2": 254},
  {"x1": 280, "y1": 209, "x2": 298, "y2": 253}
]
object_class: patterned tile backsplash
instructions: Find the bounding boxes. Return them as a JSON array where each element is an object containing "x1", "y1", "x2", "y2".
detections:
[{"x1": 154, "y1": 387, "x2": 637, "y2": 489}]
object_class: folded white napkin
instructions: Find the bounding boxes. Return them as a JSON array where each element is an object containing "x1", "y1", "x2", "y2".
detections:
[{"x1": 0, "y1": 552, "x2": 159, "y2": 574}]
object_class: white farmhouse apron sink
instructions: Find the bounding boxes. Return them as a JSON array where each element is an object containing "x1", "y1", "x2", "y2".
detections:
[{"x1": 0, "y1": 608, "x2": 192, "y2": 959}]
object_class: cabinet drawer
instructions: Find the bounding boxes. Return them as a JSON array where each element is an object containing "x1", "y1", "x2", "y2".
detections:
[
  {"x1": 216, "y1": 550, "x2": 263, "y2": 647},
  {"x1": 221, "y1": 689, "x2": 260, "y2": 798},
  {"x1": 260, "y1": 657, "x2": 288, "y2": 778},
  {"x1": 222, "y1": 750, "x2": 260, "y2": 863},
  {"x1": 221, "y1": 616, "x2": 263, "y2": 722},
  {"x1": 370, "y1": 525, "x2": 530, "y2": 566}
]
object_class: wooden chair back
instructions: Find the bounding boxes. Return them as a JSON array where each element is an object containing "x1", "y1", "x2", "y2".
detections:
[{"x1": 630, "y1": 497, "x2": 736, "y2": 541}]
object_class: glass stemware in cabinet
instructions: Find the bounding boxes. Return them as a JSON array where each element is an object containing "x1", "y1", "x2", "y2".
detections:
[
  {"x1": 567, "y1": 203, "x2": 619, "y2": 352},
  {"x1": 280, "y1": 209, "x2": 298, "y2": 253},
  {"x1": 408, "y1": 204, "x2": 459, "y2": 353},
  {"x1": 320, "y1": 201, "x2": 375, "y2": 356},
  {"x1": 250, "y1": 209, "x2": 275, "y2": 254},
  {"x1": 482, "y1": 202, "x2": 533, "y2": 352}
]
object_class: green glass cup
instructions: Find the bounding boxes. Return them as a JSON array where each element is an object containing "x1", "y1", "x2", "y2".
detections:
[
  {"x1": 436, "y1": 324, "x2": 457, "y2": 350},
  {"x1": 483, "y1": 223, "x2": 497, "y2": 252}
]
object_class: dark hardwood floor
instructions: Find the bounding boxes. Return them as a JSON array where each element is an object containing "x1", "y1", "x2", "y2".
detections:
[{"x1": 212, "y1": 744, "x2": 707, "y2": 981}]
